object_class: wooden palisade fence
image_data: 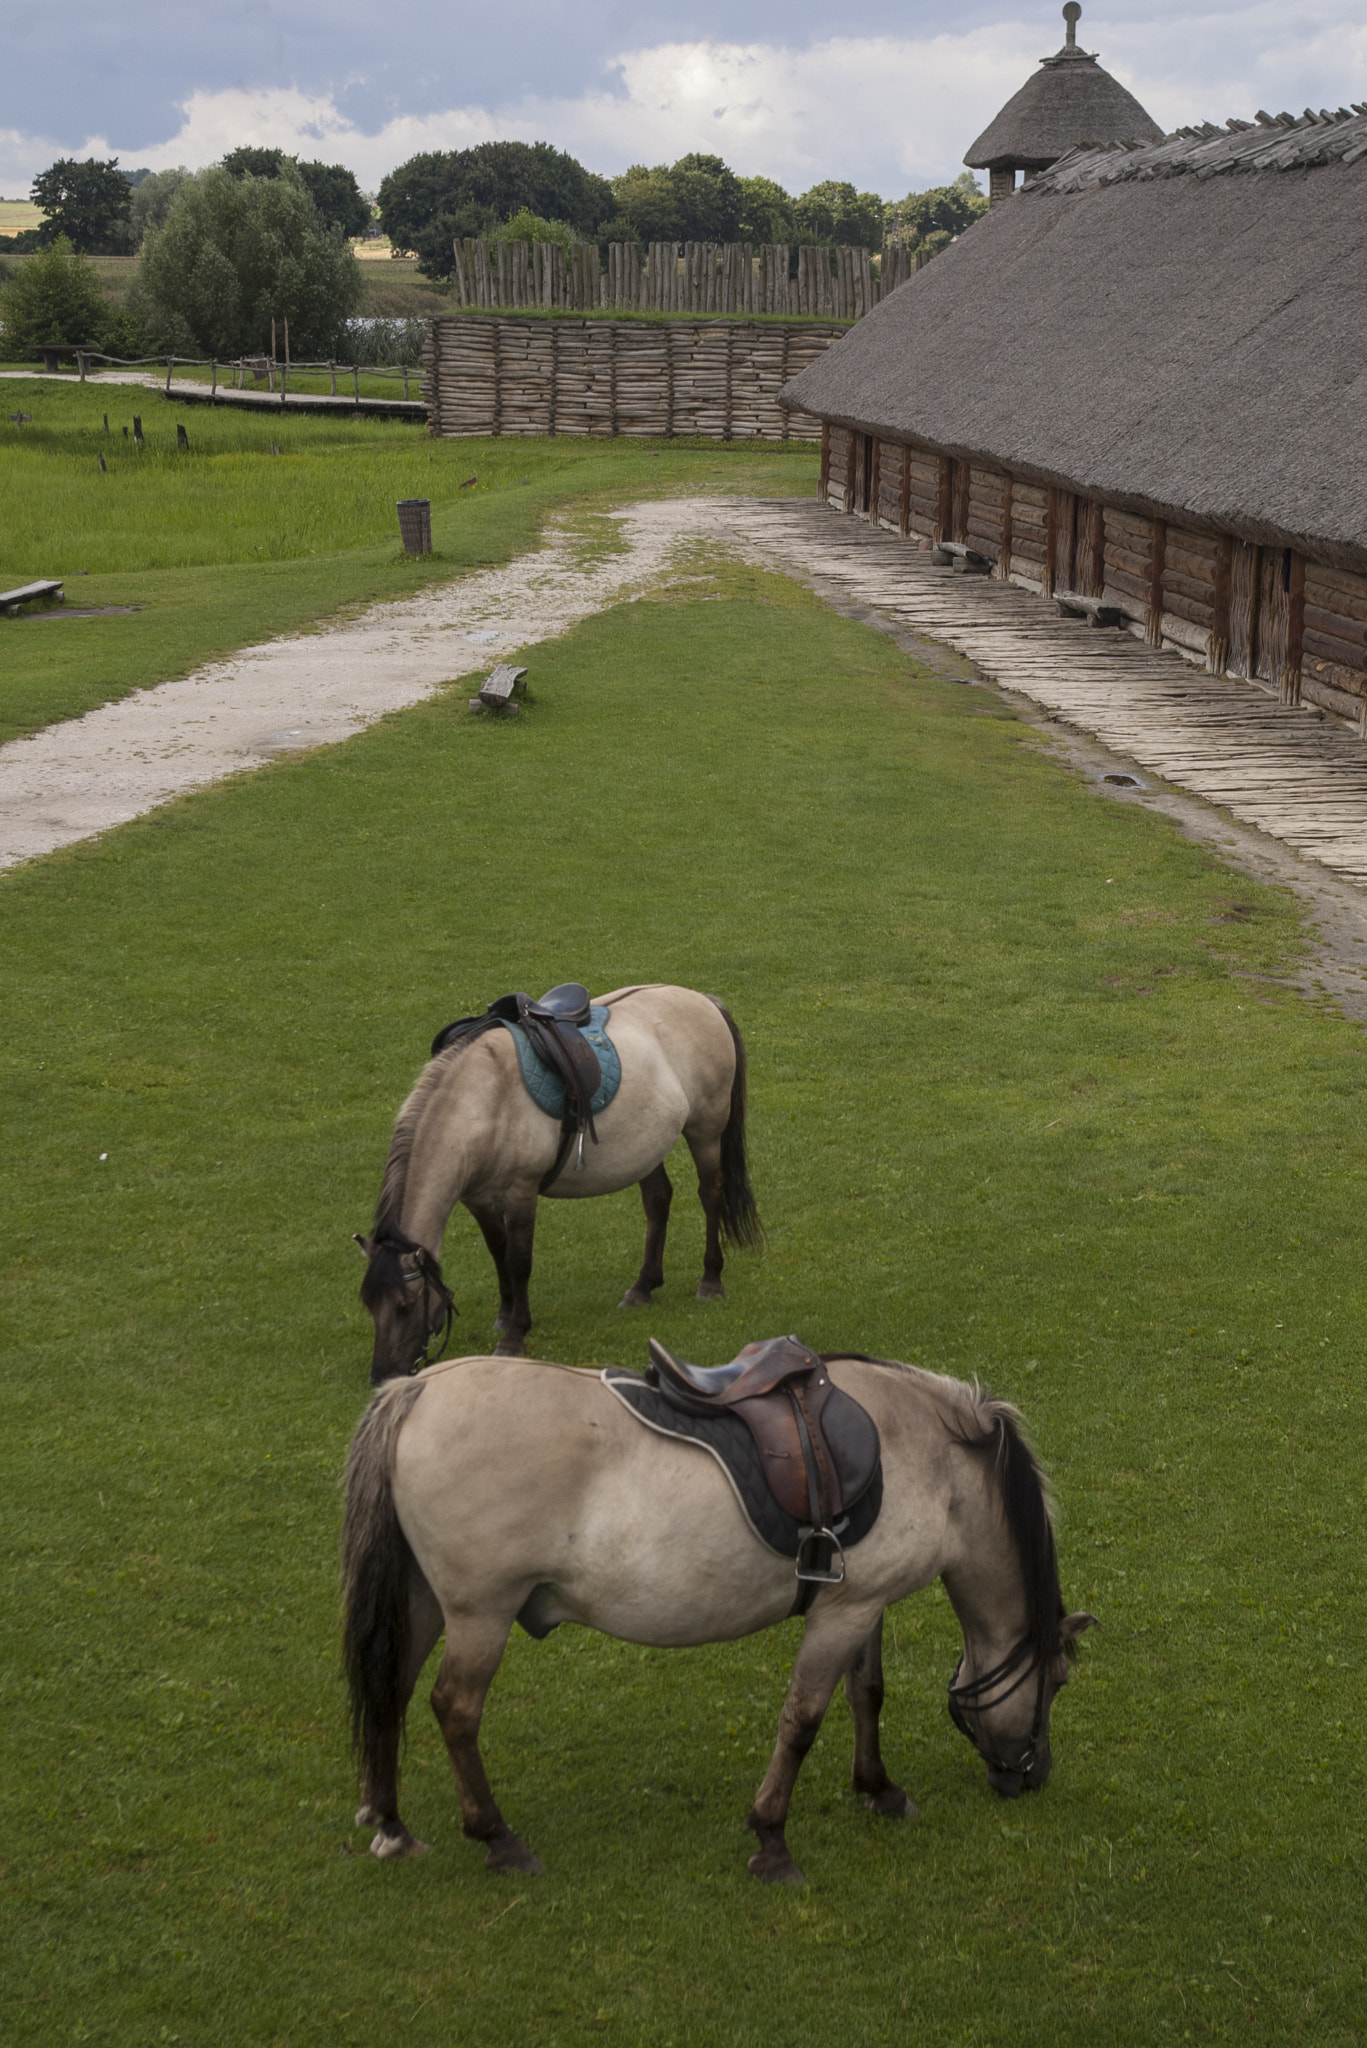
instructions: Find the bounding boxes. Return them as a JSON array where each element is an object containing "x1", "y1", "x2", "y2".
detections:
[{"x1": 451, "y1": 238, "x2": 926, "y2": 322}]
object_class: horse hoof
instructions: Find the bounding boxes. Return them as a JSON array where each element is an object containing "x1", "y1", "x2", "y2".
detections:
[
  {"x1": 748, "y1": 1850, "x2": 805, "y2": 1885},
  {"x1": 485, "y1": 1834, "x2": 543, "y2": 1876},
  {"x1": 619, "y1": 1287, "x2": 653, "y2": 1308},
  {"x1": 370, "y1": 1827, "x2": 429, "y2": 1860},
  {"x1": 696, "y1": 1280, "x2": 725, "y2": 1301},
  {"x1": 865, "y1": 1785, "x2": 914, "y2": 1820}
]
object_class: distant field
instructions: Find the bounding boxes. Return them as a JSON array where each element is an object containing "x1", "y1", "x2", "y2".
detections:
[
  {"x1": 0, "y1": 244, "x2": 451, "y2": 317},
  {"x1": 0, "y1": 199, "x2": 43, "y2": 236}
]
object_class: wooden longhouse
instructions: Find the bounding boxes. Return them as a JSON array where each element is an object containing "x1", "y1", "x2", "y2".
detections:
[
  {"x1": 781, "y1": 107, "x2": 1367, "y2": 726},
  {"x1": 964, "y1": 3, "x2": 1162, "y2": 204}
]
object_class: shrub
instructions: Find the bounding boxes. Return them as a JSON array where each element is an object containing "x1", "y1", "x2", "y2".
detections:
[
  {"x1": 490, "y1": 209, "x2": 577, "y2": 248},
  {"x1": 0, "y1": 238, "x2": 109, "y2": 358},
  {"x1": 884, "y1": 173, "x2": 988, "y2": 253},
  {"x1": 337, "y1": 315, "x2": 427, "y2": 366},
  {"x1": 132, "y1": 167, "x2": 364, "y2": 358},
  {"x1": 793, "y1": 181, "x2": 886, "y2": 252}
]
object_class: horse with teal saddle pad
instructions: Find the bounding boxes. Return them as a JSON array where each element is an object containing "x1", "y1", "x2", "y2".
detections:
[{"x1": 357, "y1": 984, "x2": 762, "y2": 1371}]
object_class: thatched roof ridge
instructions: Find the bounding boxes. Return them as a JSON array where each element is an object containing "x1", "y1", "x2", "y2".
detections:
[
  {"x1": 965, "y1": 46, "x2": 1162, "y2": 171},
  {"x1": 1035, "y1": 103, "x2": 1367, "y2": 188},
  {"x1": 781, "y1": 111, "x2": 1367, "y2": 569}
]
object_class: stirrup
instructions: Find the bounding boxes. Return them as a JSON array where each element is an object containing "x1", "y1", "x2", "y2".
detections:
[{"x1": 795, "y1": 1526, "x2": 846, "y2": 1586}]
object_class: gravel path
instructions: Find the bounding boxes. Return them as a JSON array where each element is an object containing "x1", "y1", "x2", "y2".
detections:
[{"x1": 0, "y1": 498, "x2": 728, "y2": 871}]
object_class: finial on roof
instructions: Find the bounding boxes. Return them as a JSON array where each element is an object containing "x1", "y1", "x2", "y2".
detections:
[{"x1": 1063, "y1": 2, "x2": 1081, "y2": 49}]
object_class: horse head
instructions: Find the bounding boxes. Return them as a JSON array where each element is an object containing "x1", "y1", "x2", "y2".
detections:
[
  {"x1": 354, "y1": 1231, "x2": 456, "y2": 1383},
  {"x1": 948, "y1": 1611, "x2": 1097, "y2": 1798}
]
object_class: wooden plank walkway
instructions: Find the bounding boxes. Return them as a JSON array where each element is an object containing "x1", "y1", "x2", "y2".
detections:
[{"x1": 733, "y1": 502, "x2": 1367, "y2": 887}]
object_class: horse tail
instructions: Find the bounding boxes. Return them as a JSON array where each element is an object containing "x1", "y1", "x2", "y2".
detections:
[
  {"x1": 707, "y1": 997, "x2": 764, "y2": 1250},
  {"x1": 341, "y1": 1377, "x2": 428, "y2": 1785}
]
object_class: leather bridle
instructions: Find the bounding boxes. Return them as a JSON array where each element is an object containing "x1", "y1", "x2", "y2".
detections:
[
  {"x1": 373, "y1": 1235, "x2": 456, "y2": 1374},
  {"x1": 947, "y1": 1636, "x2": 1049, "y2": 1778}
]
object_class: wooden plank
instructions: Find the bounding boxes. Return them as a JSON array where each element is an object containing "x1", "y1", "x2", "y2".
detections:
[{"x1": 1, "y1": 578, "x2": 63, "y2": 612}]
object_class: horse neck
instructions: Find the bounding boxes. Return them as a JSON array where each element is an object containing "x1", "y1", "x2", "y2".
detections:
[
  {"x1": 939, "y1": 1449, "x2": 1030, "y2": 1672},
  {"x1": 391, "y1": 1057, "x2": 485, "y2": 1249}
]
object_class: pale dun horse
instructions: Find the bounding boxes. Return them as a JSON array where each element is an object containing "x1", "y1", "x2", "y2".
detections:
[
  {"x1": 341, "y1": 1354, "x2": 1095, "y2": 1885},
  {"x1": 355, "y1": 985, "x2": 760, "y2": 1376}
]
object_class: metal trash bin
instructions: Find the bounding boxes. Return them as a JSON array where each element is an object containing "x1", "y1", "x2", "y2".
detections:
[{"x1": 397, "y1": 499, "x2": 432, "y2": 556}]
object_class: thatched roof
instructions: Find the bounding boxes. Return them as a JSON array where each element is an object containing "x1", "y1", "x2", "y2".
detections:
[
  {"x1": 782, "y1": 108, "x2": 1367, "y2": 569},
  {"x1": 964, "y1": 7, "x2": 1162, "y2": 171}
]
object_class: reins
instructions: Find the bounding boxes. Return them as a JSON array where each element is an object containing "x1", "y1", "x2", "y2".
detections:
[{"x1": 946, "y1": 1637, "x2": 1048, "y2": 1777}]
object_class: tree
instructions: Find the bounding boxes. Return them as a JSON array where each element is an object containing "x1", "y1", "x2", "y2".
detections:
[
  {"x1": 0, "y1": 237, "x2": 110, "y2": 358},
  {"x1": 297, "y1": 162, "x2": 371, "y2": 240},
  {"x1": 793, "y1": 181, "x2": 886, "y2": 250},
  {"x1": 220, "y1": 146, "x2": 288, "y2": 180},
  {"x1": 133, "y1": 167, "x2": 363, "y2": 357},
  {"x1": 378, "y1": 142, "x2": 614, "y2": 277},
  {"x1": 30, "y1": 158, "x2": 132, "y2": 253},
  {"x1": 218, "y1": 147, "x2": 370, "y2": 240},
  {"x1": 608, "y1": 154, "x2": 743, "y2": 244},
  {"x1": 884, "y1": 172, "x2": 987, "y2": 252},
  {"x1": 737, "y1": 175, "x2": 796, "y2": 244},
  {"x1": 128, "y1": 168, "x2": 189, "y2": 249}
]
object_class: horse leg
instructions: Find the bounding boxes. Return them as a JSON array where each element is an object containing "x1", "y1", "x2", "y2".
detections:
[
  {"x1": 430, "y1": 1616, "x2": 542, "y2": 1875},
  {"x1": 844, "y1": 1612, "x2": 914, "y2": 1819},
  {"x1": 688, "y1": 1133, "x2": 726, "y2": 1301},
  {"x1": 746, "y1": 1616, "x2": 870, "y2": 1884},
  {"x1": 357, "y1": 1565, "x2": 444, "y2": 1859},
  {"x1": 620, "y1": 1163, "x2": 673, "y2": 1308},
  {"x1": 468, "y1": 1201, "x2": 515, "y2": 1335},
  {"x1": 492, "y1": 1200, "x2": 536, "y2": 1356}
]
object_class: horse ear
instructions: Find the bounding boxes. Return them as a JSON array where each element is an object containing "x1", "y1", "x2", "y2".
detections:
[
  {"x1": 1060, "y1": 1611, "x2": 1099, "y2": 1641},
  {"x1": 353, "y1": 1234, "x2": 376, "y2": 1258}
]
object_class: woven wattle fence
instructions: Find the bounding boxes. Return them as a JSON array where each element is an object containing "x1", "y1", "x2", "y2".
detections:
[{"x1": 422, "y1": 316, "x2": 846, "y2": 441}]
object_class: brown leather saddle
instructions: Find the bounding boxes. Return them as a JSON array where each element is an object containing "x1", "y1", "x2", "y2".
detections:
[
  {"x1": 645, "y1": 1335, "x2": 881, "y2": 1588},
  {"x1": 431, "y1": 983, "x2": 603, "y2": 1188}
]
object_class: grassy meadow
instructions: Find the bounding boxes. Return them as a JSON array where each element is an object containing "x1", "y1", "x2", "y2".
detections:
[
  {"x1": 0, "y1": 378, "x2": 814, "y2": 742},
  {"x1": 2, "y1": 442, "x2": 1366, "y2": 2044}
]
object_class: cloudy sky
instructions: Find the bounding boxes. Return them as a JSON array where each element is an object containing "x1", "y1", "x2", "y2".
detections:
[{"x1": 4, "y1": 1, "x2": 1367, "y2": 201}]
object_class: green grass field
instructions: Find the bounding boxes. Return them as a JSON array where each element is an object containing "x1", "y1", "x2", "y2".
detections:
[
  {"x1": 0, "y1": 379, "x2": 815, "y2": 742},
  {"x1": 2, "y1": 526, "x2": 1365, "y2": 2042}
]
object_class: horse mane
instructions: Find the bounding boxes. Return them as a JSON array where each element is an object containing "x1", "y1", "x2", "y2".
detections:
[
  {"x1": 374, "y1": 1046, "x2": 466, "y2": 1238},
  {"x1": 946, "y1": 1384, "x2": 1065, "y2": 1667}
]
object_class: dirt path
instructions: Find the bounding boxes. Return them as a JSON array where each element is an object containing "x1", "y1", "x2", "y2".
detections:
[
  {"x1": 6, "y1": 488, "x2": 1367, "y2": 1021},
  {"x1": 0, "y1": 499, "x2": 719, "y2": 870}
]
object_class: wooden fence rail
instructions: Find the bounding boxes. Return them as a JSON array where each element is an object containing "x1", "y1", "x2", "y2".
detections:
[{"x1": 450, "y1": 238, "x2": 926, "y2": 321}]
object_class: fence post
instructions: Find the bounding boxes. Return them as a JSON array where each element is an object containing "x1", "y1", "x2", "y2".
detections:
[
  {"x1": 353, "y1": 364, "x2": 360, "y2": 404},
  {"x1": 329, "y1": 359, "x2": 337, "y2": 396},
  {"x1": 165, "y1": 355, "x2": 174, "y2": 394},
  {"x1": 280, "y1": 361, "x2": 288, "y2": 405},
  {"x1": 402, "y1": 363, "x2": 410, "y2": 400},
  {"x1": 77, "y1": 351, "x2": 87, "y2": 382},
  {"x1": 210, "y1": 359, "x2": 217, "y2": 397}
]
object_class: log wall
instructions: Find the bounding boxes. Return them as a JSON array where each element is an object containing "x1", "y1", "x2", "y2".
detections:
[
  {"x1": 424, "y1": 316, "x2": 840, "y2": 440},
  {"x1": 822, "y1": 425, "x2": 1367, "y2": 724}
]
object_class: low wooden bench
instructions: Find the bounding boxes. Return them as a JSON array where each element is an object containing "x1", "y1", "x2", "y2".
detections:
[
  {"x1": 1054, "y1": 589, "x2": 1132, "y2": 628},
  {"x1": 469, "y1": 664, "x2": 528, "y2": 714},
  {"x1": 1, "y1": 579, "x2": 64, "y2": 617},
  {"x1": 929, "y1": 540, "x2": 992, "y2": 574}
]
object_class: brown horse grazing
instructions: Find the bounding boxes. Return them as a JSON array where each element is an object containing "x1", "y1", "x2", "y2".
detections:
[
  {"x1": 355, "y1": 985, "x2": 760, "y2": 1378},
  {"x1": 341, "y1": 1352, "x2": 1096, "y2": 1885}
]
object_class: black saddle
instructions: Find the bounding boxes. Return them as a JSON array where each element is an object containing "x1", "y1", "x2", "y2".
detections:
[
  {"x1": 430, "y1": 983, "x2": 602, "y2": 1189},
  {"x1": 646, "y1": 1336, "x2": 881, "y2": 1588}
]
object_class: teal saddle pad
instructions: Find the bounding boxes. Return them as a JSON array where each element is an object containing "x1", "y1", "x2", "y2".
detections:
[{"x1": 502, "y1": 1006, "x2": 622, "y2": 1121}]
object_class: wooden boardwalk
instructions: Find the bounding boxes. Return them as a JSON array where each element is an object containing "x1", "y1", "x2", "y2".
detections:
[{"x1": 734, "y1": 502, "x2": 1367, "y2": 888}]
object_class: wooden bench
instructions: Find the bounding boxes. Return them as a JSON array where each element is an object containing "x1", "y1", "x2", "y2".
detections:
[
  {"x1": 1, "y1": 579, "x2": 64, "y2": 617},
  {"x1": 1054, "y1": 589, "x2": 1132, "y2": 628},
  {"x1": 929, "y1": 541, "x2": 992, "y2": 573},
  {"x1": 469, "y1": 664, "x2": 528, "y2": 714}
]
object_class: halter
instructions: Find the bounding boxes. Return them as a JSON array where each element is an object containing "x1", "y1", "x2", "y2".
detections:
[
  {"x1": 947, "y1": 1636, "x2": 1049, "y2": 1778},
  {"x1": 373, "y1": 1234, "x2": 456, "y2": 1374}
]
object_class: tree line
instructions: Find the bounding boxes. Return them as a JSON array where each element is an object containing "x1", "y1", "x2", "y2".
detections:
[{"x1": 0, "y1": 139, "x2": 986, "y2": 365}]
